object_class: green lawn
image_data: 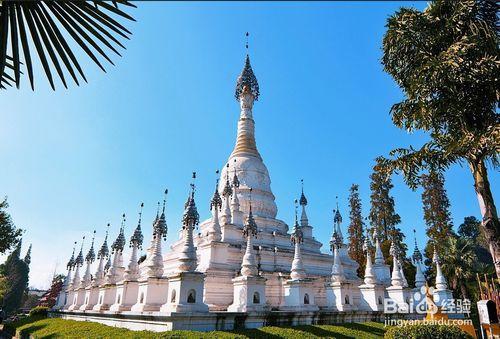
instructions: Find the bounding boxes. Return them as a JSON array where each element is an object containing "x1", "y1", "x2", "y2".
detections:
[{"x1": 5, "y1": 316, "x2": 386, "y2": 338}]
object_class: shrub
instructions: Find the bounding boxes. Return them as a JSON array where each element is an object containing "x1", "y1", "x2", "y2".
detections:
[
  {"x1": 385, "y1": 324, "x2": 472, "y2": 339},
  {"x1": 28, "y1": 306, "x2": 48, "y2": 317}
]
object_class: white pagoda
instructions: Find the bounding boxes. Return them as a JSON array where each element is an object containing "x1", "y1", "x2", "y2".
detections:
[{"x1": 55, "y1": 53, "x2": 453, "y2": 331}]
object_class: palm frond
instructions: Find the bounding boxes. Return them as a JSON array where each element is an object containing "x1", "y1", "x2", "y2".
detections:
[{"x1": 0, "y1": 0, "x2": 135, "y2": 90}]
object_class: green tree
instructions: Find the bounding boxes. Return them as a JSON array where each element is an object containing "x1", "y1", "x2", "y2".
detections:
[
  {"x1": 459, "y1": 216, "x2": 493, "y2": 268},
  {"x1": 421, "y1": 171, "x2": 455, "y2": 267},
  {"x1": 459, "y1": 216, "x2": 483, "y2": 241},
  {"x1": 0, "y1": 275, "x2": 7, "y2": 304},
  {"x1": 441, "y1": 236, "x2": 477, "y2": 299},
  {"x1": 0, "y1": 0, "x2": 135, "y2": 90},
  {"x1": 1, "y1": 241, "x2": 29, "y2": 315},
  {"x1": 368, "y1": 162, "x2": 407, "y2": 259},
  {"x1": 0, "y1": 198, "x2": 22, "y2": 255},
  {"x1": 347, "y1": 184, "x2": 365, "y2": 276},
  {"x1": 379, "y1": 0, "x2": 500, "y2": 277}
]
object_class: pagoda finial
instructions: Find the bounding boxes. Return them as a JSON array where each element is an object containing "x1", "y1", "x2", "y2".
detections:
[
  {"x1": 154, "y1": 190, "x2": 168, "y2": 240},
  {"x1": 232, "y1": 159, "x2": 240, "y2": 188},
  {"x1": 412, "y1": 229, "x2": 423, "y2": 263},
  {"x1": 210, "y1": 170, "x2": 222, "y2": 211},
  {"x1": 243, "y1": 188, "x2": 257, "y2": 238},
  {"x1": 299, "y1": 179, "x2": 308, "y2": 206},
  {"x1": 85, "y1": 230, "x2": 96, "y2": 263},
  {"x1": 235, "y1": 49, "x2": 259, "y2": 100},
  {"x1": 98, "y1": 224, "x2": 110, "y2": 260},
  {"x1": 222, "y1": 164, "x2": 233, "y2": 198},
  {"x1": 334, "y1": 196, "x2": 342, "y2": 224},
  {"x1": 332, "y1": 196, "x2": 343, "y2": 245},
  {"x1": 111, "y1": 215, "x2": 126, "y2": 253},
  {"x1": 182, "y1": 172, "x2": 199, "y2": 228},
  {"x1": 130, "y1": 203, "x2": 145, "y2": 248},
  {"x1": 75, "y1": 236, "x2": 85, "y2": 266},
  {"x1": 162, "y1": 189, "x2": 168, "y2": 214},
  {"x1": 67, "y1": 241, "x2": 77, "y2": 270}
]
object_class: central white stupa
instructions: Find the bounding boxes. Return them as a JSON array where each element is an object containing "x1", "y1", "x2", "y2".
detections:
[{"x1": 162, "y1": 54, "x2": 361, "y2": 309}]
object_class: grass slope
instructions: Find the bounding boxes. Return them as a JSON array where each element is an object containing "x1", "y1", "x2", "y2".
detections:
[{"x1": 9, "y1": 317, "x2": 385, "y2": 338}]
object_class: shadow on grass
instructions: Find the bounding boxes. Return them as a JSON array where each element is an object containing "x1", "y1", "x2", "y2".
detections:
[
  {"x1": 231, "y1": 328, "x2": 283, "y2": 338},
  {"x1": 342, "y1": 322, "x2": 385, "y2": 336},
  {"x1": 18, "y1": 324, "x2": 48, "y2": 339},
  {"x1": 295, "y1": 325, "x2": 352, "y2": 338}
]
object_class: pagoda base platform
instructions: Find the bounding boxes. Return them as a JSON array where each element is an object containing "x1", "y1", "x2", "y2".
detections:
[{"x1": 52, "y1": 309, "x2": 385, "y2": 332}]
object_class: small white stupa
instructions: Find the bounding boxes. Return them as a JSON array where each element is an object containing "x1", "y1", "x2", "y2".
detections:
[
  {"x1": 94, "y1": 217, "x2": 126, "y2": 311},
  {"x1": 161, "y1": 175, "x2": 209, "y2": 313},
  {"x1": 228, "y1": 188, "x2": 267, "y2": 312},
  {"x1": 131, "y1": 192, "x2": 169, "y2": 312},
  {"x1": 111, "y1": 204, "x2": 145, "y2": 312},
  {"x1": 432, "y1": 246, "x2": 453, "y2": 307},
  {"x1": 82, "y1": 225, "x2": 109, "y2": 311},
  {"x1": 358, "y1": 230, "x2": 385, "y2": 311}
]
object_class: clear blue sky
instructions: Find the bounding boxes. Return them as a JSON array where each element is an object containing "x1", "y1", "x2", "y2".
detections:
[{"x1": 1, "y1": 2, "x2": 497, "y2": 288}]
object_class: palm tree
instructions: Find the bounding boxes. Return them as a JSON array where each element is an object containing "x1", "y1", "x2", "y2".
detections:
[
  {"x1": 0, "y1": 0, "x2": 135, "y2": 90},
  {"x1": 441, "y1": 236, "x2": 477, "y2": 300}
]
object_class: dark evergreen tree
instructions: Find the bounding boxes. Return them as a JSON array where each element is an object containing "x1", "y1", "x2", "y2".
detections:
[
  {"x1": 369, "y1": 162, "x2": 407, "y2": 259},
  {"x1": 421, "y1": 171, "x2": 455, "y2": 272},
  {"x1": 0, "y1": 198, "x2": 22, "y2": 255},
  {"x1": 347, "y1": 184, "x2": 366, "y2": 276},
  {"x1": 421, "y1": 171, "x2": 454, "y2": 242},
  {"x1": 1, "y1": 241, "x2": 29, "y2": 315}
]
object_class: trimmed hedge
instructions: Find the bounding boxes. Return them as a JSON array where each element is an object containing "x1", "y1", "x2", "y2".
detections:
[
  {"x1": 385, "y1": 324, "x2": 472, "y2": 339},
  {"x1": 9, "y1": 317, "x2": 386, "y2": 338},
  {"x1": 28, "y1": 306, "x2": 49, "y2": 317}
]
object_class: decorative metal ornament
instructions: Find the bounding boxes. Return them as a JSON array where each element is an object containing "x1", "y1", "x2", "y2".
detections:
[
  {"x1": 182, "y1": 173, "x2": 200, "y2": 229},
  {"x1": 210, "y1": 171, "x2": 222, "y2": 211},
  {"x1": 85, "y1": 230, "x2": 96, "y2": 263},
  {"x1": 235, "y1": 54, "x2": 260, "y2": 101},
  {"x1": 75, "y1": 236, "x2": 85, "y2": 266},
  {"x1": 412, "y1": 229, "x2": 423, "y2": 263},
  {"x1": 66, "y1": 241, "x2": 77, "y2": 270},
  {"x1": 330, "y1": 231, "x2": 342, "y2": 250},
  {"x1": 243, "y1": 188, "x2": 258, "y2": 238},
  {"x1": 232, "y1": 161, "x2": 240, "y2": 189},
  {"x1": 98, "y1": 224, "x2": 110, "y2": 260},
  {"x1": 111, "y1": 214, "x2": 126, "y2": 253},
  {"x1": 334, "y1": 207, "x2": 342, "y2": 225},
  {"x1": 130, "y1": 203, "x2": 144, "y2": 248},
  {"x1": 299, "y1": 179, "x2": 308, "y2": 206},
  {"x1": 222, "y1": 164, "x2": 233, "y2": 198},
  {"x1": 153, "y1": 190, "x2": 168, "y2": 240}
]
